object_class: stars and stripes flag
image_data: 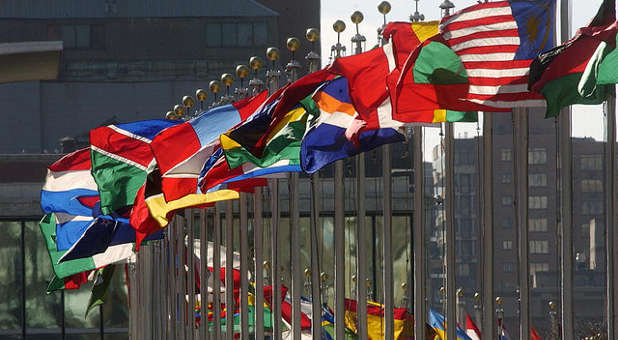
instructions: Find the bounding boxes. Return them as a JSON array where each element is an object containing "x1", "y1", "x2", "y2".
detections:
[{"x1": 438, "y1": 0, "x2": 555, "y2": 109}]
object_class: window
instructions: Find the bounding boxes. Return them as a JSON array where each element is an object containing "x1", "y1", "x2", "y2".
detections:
[
  {"x1": 528, "y1": 148, "x2": 547, "y2": 165},
  {"x1": 529, "y1": 196, "x2": 548, "y2": 209},
  {"x1": 457, "y1": 264, "x2": 470, "y2": 276},
  {"x1": 221, "y1": 23, "x2": 237, "y2": 47},
  {"x1": 61, "y1": 25, "x2": 91, "y2": 48},
  {"x1": 530, "y1": 263, "x2": 550, "y2": 274},
  {"x1": 206, "y1": 23, "x2": 222, "y2": 47},
  {"x1": 581, "y1": 154, "x2": 602, "y2": 170},
  {"x1": 529, "y1": 218, "x2": 548, "y2": 232},
  {"x1": 529, "y1": 173, "x2": 547, "y2": 187},
  {"x1": 502, "y1": 174, "x2": 512, "y2": 184},
  {"x1": 502, "y1": 196, "x2": 513, "y2": 206},
  {"x1": 501, "y1": 148, "x2": 512, "y2": 161},
  {"x1": 206, "y1": 22, "x2": 268, "y2": 47},
  {"x1": 503, "y1": 262, "x2": 515, "y2": 273},
  {"x1": 238, "y1": 22, "x2": 253, "y2": 47},
  {"x1": 582, "y1": 201, "x2": 603, "y2": 215},
  {"x1": 530, "y1": 240, "x2": 549, "y2": 254},
  {"x1": 581, "y1": 179, "x2": 602, "y2": 192},
  {"x1": 254, "y1": 22, "x2": 268, "y2": 45},
  {"x1": 502, "y1": 219, "x2": 513, "y2": 229},
  {"x1": 503, "y1": 240, "x2": 513, "y2": 250}
]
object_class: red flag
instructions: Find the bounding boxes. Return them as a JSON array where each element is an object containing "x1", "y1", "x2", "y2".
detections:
[
  {"x1": 531, "y1": 327, "x2": 544, "y2": 340},
  {"x1": 466, "y1": 314, "x2": 482, "y2": 340}
]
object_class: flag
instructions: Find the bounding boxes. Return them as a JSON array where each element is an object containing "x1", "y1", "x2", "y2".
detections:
[
  {"x1": 395, "y1": 0, "x2": 556, "y2": 120},
  {"x1": 40, "y1": 213, "x2": 136, "y2": 279},
  {"x1": 428, "y1": 309, "x2": 473, "y2": 340},
  {"x1": 150, "y1": 91, "x2": 268, "y2": 202},
  {"x1": 46, "y1": 270, "x2": 92, "y2": 293},
  {"x1": 85, "y1": 265, "x2": 116, "y2": 317},
  {"x1": 300, "y1": 77, "x2": 405, "y2": 174},
  {"x1": 344, "y1": 299, "x2": 414, "y2": 340},
  {"x1": 465, "y1": 314, "x2": 481, "y2": 340},
  {"x1": 529, "y1": 0, "x2": 617, "y2": 117},
  {"x1": 89, "y1": 119, "x2": 179, "y2": 215},
  {"x1": 530, "y1": 327, "x2": 543, "y2": 340}
]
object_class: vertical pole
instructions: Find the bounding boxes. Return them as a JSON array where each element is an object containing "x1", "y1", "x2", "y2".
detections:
[
  {"x1": 559, "y1": 1, "x2": 574, "y2": 339},
  {"x1": 481, "y1": 114, "x2": 495, "y2": 338},
  {"x1": 20, "y1": 221, "x2": 26, "y2": 340},
  {"x1": 240, "y1": 193, "x2": 250, "y2": 339},
  {"x1": 413, "y1": 126, "x2": 426, "y2": 340},
  {"x1": 178, "y1": 217, "x2": 187, "y2": 340},
  {"x1": 383, "y1": 143, "x2": 394, "y2": 340},
  {"x1": 516, "y1": 109, "x2": 530, "y2": 340},
  {"x1": 290, "y1": 172, "x2": 301, "y2": 340},
  {"x1": 168, "y1": 224, "x2": 177, "y2": 338},
  {"x1": 188, "y1": 209, "x2": 196, "y2": 340},
  {"x1": 310, "y1": 173, "x2": 322, "y2": 340},
  {"x1": 213, "y1": 205, "x2": 223, "y2": 339},
  {"x1": 444, "y1": 121, "x2": 457, "y2": 340},
  {"x1": 61, "y1": 290, "x2": 65, "y2": 340},
  {"x1": 225, "y1": 201, "x2": 234, "y2": 340},
  {"x1": 271, "y1": 179, "x2": 282, "y2": 340},
  {"x1": 606, "y1": 92, "x2": 617, "y2": 340},
  {"x1": 254, "y1": 187, "x2": 265, "y2": 340},
  {"x1": 357, "y1": 151, "x2": 368, "y2": 339},
  {"x1": 200, "y1": 209, "x2": 210, "y2": 340},
  {"x1": 334, "y1": 159, "x2": 345, "y2": 340}
]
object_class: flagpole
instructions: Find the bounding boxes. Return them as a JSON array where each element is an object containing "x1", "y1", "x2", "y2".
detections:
[
  {"x1": 213, "y1": 204, "x2": 223, "y2": 339},
  {"x1": 305, "y1": 27, "x2": 323, "y2": 340},
  {"x1": 413, "y1": 123, "x2": 426, "y2": 340},
  {"x1": 332, "y1": 19, "x2": 347, "y2": 340},
  {"x1": 607, "y1": 90, "x2": 617, "y2": 340},
  {"x1": 248, "y1": 56, "x2": 266, "y2": 340},
  {"x1": 266, "y1": 47, "x2": 282, "y2": 340},
  {"x1": 481, "y1": 113, "x2": 495, "y2": 339},
  {"x1": 187, "y1": 209, "x2": 196, "y2": 340},
  {"x1": 439, "y1": 2, "x2": 457, "y2": 340},
  {"x1": 178, "y1": 215, "x2": 188, "y2": 339},
  {"x1": 199, "y1": 209, "x2": 209, "y2": 340},
  {"x1": 559, "y1": 1, "x2": 574, "y2": 339},
  {"x1": 515, "y1": 109, "x2": 530, "y2": 340}
]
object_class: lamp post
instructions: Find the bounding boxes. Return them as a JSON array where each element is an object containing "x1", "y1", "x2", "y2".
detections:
[
  {"x1": 331, "y1": 20, "x2": 346, "y2": 60},
  {"x1": 305, "y1": 28, "x2": 320, "y2": 73},
  {"x1": 235, "y1": 64, "x2": 250, "y2": 99},
  {"x1": 195, "y1": 89, "x2": 207, "y2": 112},
  {"x1": 377, "y1": 1, "x2": 391, "y2": 45},
  {"x1": 209, "y1": 80, "x2": 221, "y2": 107},
  {"x1": 182, "y1": 95, "x2": 195, "y2": 118},
  {"x1": 221, "y1": 73, "x2": 235, "y2": 104},
  {"x1": 173, "y1": 104, "x2": 185, "y2": 120},
  {"x1": 410, "y1": 0, "x2": 425, "y2": 22},
  {"x1": 248, "y1": 56, "x2": 264, "y2": 95}
]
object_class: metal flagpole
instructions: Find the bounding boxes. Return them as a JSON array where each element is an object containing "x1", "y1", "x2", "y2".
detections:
[
  {"x1": 249, "y1": 56, "x2": 266, "y2": 340},
  {"x1": 606, "y1": 90, "x2": 617, "y2": 339},
  {"x1": 559, "y1": 1, "x2": 574, "y2": 339},
  {"x1": 225, "y1": 199, "x2": 234, "y2": 340},
  {"x1": 168, "y1": 223, "x2": 177, "y2": 338},
  {"x1": 199, "y1": 209, "x2": 210, "y2": 340},
  {"x1": 187, "y1": 209, "x2": 196, "y2": 340},
  {"x1": 285, "y1": 36, "x2": 303, "y2": 340},
  {"x1": 305, "y1": 27, "x2": 323, "y2": 340},
  {"x1": 481, "y1": 113, "x2": 495, "y2": 338},
  {"x1": 178, "y1": 216, "x2": 188, "y2": 339},
  {"x1": 266, "y1": 47, "x2": 282, "y2": 340},
  {"x1": 439, "y1": 2, "x2": 456, "y2": 340},
  {"x1": 332, "y1": 18, "x2": 347, "y2": 340},
  {"x1": 213, "y1": 205, "x2": 223, "y2": 339},
  {"x1": 515, "y1": 109, "x2": 530, "y2": 340},
  {"x1": 413, "y1": 124, "x2": 426, "y2": 340}
]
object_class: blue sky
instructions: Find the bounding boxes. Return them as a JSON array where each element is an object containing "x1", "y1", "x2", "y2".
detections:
[{"x1": 319, "y1": 0, "x2": 609, "y2": 148}]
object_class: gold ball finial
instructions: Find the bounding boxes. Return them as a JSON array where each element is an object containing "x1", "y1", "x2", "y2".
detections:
[
  {"x1": 182, "y1": 95, "x2": 195, "y2": 108},
  {"x1": 548, "y1": 301, "x2": 556, "y2": 310},
  {"x1": 173, "y1": 104, "x2": 185, "y2": 117},
  {"x1": 474, "y1": 292, "x2": 481, "y2": 301},
  {"x1": 321, "y1": 272, "x2": 328, "y2": 282},
  {"x1": 351, "y1": 11, "x2": 364, "y2": 24},
  {"x1": 195, "y1": 89, "x2": 207, "y2": 102},
  {"x1": 263, "y1": 260, "x2": 271, "y2": 270},
  {"x1": 457, "y1": 288, "x2": 464, "y2": 297},
  {"x1": 305, "y1": 28, "x2": 319, "y2": 43},
  {"x1": 378, "y1": 1, "x2": 392, "y2": 15},
  {"x1": 496, "y1": 296, "x2": 504, "y2": 305},
  {"x1": 401, "y1": 282, "x2": 408, "y2": 290},
  {"x1": 304, "y1": 268, "x2": 311, "y2": 278},
  {"x1": 352, "y1": 275, "x2": 357, "y2": 282},
  {"x1": 221, "y1": 73, "x2": 234, "y2": 87},
  {"x1": 209, "y1": 80, "x2": 221, "y2": 93},
  {"x1": 266, "y1": 47, "x2": 280, "y2": 61},
  {"x1": 249, "y1": 56, "x2": 263, "y2": 71},
  {"x1": 333, "y1": 20, "x2": 346, "y2": 33},
  {"x1": 439, "y1": 286, "x2": 446, "y2": 295},
  {"x1": 366, "y1": 279, "x2": 372, "y2": 287},
  {"x1": 235, "y1": 65, "x2": 250, "y2": 79},
  {"x1": 286, "y1": 37, "x2": 301, "y2": 52},
  {"x1": 165, "y1": 111, "x2": 176, "y2": 119}
]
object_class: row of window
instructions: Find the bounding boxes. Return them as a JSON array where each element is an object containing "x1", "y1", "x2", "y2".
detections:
[
  {"x1": 501, "y1": 196, "x2": 548, "y2": 209},
  {"x1": 501, "y1": 173, "x2": 603, "y2": 192},
  {"x1": 502, "y1": 240, "x2": 549, "y2": 254},
  {"x1": 500, "y1": 149, "x2": 605, "y2": 171}
]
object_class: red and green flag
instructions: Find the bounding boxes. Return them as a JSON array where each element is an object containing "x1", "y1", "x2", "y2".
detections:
[{"x1": 529, "y1": 0, "x2": 617, "y2": 117}]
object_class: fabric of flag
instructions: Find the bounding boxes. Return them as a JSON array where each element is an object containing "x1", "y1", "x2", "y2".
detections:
[
  {"x1": 85, "y1": 265, "x2": 115, "y2": 317},
  {"x1": 344, "y1": 299, "x2": 414, "y2": 340},
  {"x1": 528, "y1": 0, "x2": 617, "y2": 117},
  {"x1": 429, "y1": 309, "x2": 473, "y2": 340},
  {"x1": 530, "y1": 327, "x2": 543, "y2": 340},
  {"x1": 89, "y1": 119, "x2": 179, "y2": 215},
  {"x1": 395, "y1": 0, "x2": 556, "y2": 119},
  {"x1": 150, "y1": 91, "x2": 268, "y2": 202},
  {"x1": 46, "y1": 270, "x2": 92, "y2": 293},
  {"x1": 300, "y1": 77, "x2": 405, "y2": 174},
  {"x1": 40, "y1": 213, "x2": 136, "y2": 279},
  {"x1": 465, "y1": 314, "x2": 481, "y2": 340}
]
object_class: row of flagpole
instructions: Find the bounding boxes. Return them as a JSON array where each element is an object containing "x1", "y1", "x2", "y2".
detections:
[{"x1": 123, "y1": 0, "x2": 618, "y2": 339}]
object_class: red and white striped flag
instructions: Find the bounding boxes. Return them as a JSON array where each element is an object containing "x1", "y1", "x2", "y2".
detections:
[
  {"x1": 439, "y1": 0, "x2": 555, "y2": 109},
  {"x1": 466, "y1": 314, "x2": 482, "y2": 340}
]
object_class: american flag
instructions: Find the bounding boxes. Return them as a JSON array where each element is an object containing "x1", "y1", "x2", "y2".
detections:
[{"x1": 439, "y1": 1, "x2": 553, "y2": 109}]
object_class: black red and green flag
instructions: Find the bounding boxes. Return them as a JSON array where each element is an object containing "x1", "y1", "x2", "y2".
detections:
[{"x1": 529, "y1": 0, "x2": 618, "y2": 117}]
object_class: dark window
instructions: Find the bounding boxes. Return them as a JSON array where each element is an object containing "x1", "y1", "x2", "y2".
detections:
[
  {"x1": 206, "y1": 23, "x2": 221, "y2": 47},
  {"x1": 254, "y1": 22, "x2": 267, "y2": 45},
  {"x1": 221, "y1": 23, "x2": 237, "y2": 47},
  {"x1": 238, "y1": 23, "x2": 253, "y2": 47},
  {"x1": 91, "y1": 24, "x2": 106, "y2": 49}
]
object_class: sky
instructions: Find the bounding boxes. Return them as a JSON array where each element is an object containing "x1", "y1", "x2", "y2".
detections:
[{"x1": 319, "y1": 0, "x2": 611, "y2": 158}]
